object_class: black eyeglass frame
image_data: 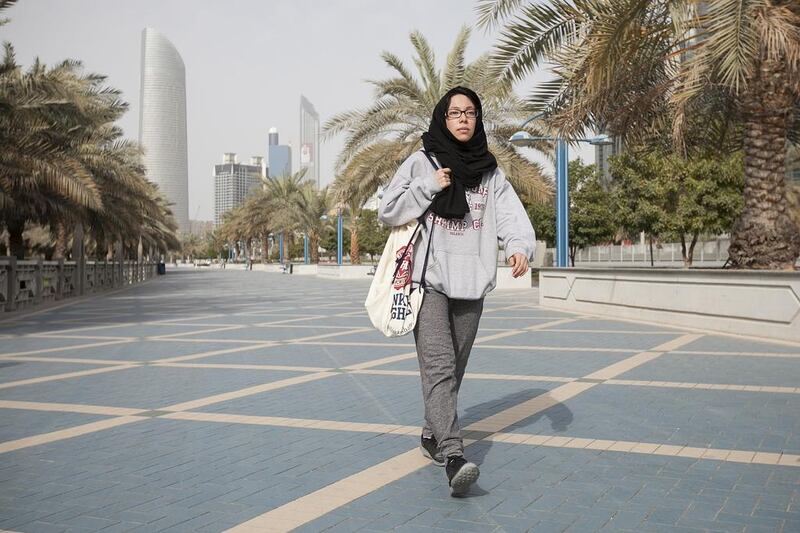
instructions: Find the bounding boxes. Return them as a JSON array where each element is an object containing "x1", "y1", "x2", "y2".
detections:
[{"x1": 445, "y1": 109, "x2": 479, "y2": 120}]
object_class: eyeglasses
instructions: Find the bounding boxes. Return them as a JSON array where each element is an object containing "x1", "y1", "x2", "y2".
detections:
[{"x1": 445, "y1": 108, "x2": 479, "y2": 120}]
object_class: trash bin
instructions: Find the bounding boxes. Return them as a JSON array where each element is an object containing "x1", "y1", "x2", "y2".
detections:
[
  {"x1": 288, "y1": 263, "x2": 293, "y2": 274},
  {"x1": 157, "y1": 262, "x2": 166, "y2": 275}
]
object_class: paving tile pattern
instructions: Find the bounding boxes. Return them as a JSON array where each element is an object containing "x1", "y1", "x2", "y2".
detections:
[{"x1": 0, "y1": 269, "x2": 797, "y2": 532}]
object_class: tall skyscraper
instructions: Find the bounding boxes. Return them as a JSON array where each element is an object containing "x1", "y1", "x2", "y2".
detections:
[
  {"x1": 214, "y1": 153, "x2": 264, "y2": 226},
  {"x1": 138, "y1": 28, "x2": 189, "y2": 231},
  {"x1": 268, "y1": 127, "x2": 279, "y2": 147},
  {"x1": 299, "y1": 95, "x2": 320, "y2": 187},
  {"x1": 594, "y1": 135, "x2": 624, "y2": 188},
  {"x1": 267, "y1": 127, "x2": 292, "y2": 178}
]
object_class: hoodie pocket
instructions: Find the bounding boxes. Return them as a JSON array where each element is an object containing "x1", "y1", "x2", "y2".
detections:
[{"x1": 433, "y1": 251, "x2": 492, "y2": 299}]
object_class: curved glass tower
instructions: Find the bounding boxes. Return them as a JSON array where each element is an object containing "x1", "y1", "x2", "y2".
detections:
[{"x1": 138, "y1": 28, "x2": 189, "y2": 231}]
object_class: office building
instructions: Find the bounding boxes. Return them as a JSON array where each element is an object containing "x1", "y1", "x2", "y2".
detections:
[
  {"x1": 267, "y1": 127, "x2": 292, "y2": 178},
  {"x1": 299, "y1": 95, "x2": 320, "y2": 187},
  {"x1": 138, "y1": 28, "x2": 189, "y2": 231},
  {"x1": 214, "y1": 153, "x2": 264, "y2": 226},
  {"x1": 595, "y1": 135, "x2": 624, "y2": 188}
]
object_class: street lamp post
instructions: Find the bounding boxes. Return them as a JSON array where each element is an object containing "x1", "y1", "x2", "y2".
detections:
[
  {"x1": 336, "y1": 206, "x2": 343, "y2": 266},
  {"x1": 303, "y1": 234, "x2": 309, "y2": 264},
  {"x1": 555, "y1": 139, "x2": 569, "y2": 267},
  {"x1": 279, "y1": 233, "x2": 284, "y2": 264},
  {"x1": 510, "y1": 116, "x2": 611, "y2": 267}
]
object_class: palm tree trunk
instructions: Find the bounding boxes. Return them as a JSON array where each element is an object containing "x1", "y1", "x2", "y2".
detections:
[
  {"x1": 728, "y1": 56, "x2": 800, "y2": 269},
  {"x1": 261, "y1": 236, "x2": 268, "y2": 263},
  {"x1": 7, "y1": 217, "x2": 25, "y2": 260},
  {"x1": 53, "y1": 222, "x2": 69, "y2": 259},
  {"x1": 310, "y1": 232, "x2": 320, "y2": 263},
  {"x1": 350, "y1": 226, "x2": 360, "y2": 265}
]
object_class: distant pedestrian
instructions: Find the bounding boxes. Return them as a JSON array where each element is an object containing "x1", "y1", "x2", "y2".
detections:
[{"x1": 379, "y1": 87, "x2": 535, "y2": 496}]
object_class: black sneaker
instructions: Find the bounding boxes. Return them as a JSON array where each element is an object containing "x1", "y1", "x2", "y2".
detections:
[
  {"x1": 446, "y1": 455, "x2": 479, "y2": 496},
  {"x1": 420, "y1": 434, "x2": 445, "y2": 466}
]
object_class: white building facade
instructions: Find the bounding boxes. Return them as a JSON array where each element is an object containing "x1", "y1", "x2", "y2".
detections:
[
  {"x1": 214, "y1": 153, "x2": 264, "y2": 226},
  {"x1": 138, "y1": 28, "x2": 189, "y2": 231}
]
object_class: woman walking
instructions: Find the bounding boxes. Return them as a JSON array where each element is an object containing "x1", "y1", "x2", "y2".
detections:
[{"x1": 378, "y1": 87, "x2": 535, "y2": 496}]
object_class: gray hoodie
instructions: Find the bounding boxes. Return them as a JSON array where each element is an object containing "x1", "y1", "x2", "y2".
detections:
[{"x1": 378, "y1": 150, "x2": 536, "y2": 300}]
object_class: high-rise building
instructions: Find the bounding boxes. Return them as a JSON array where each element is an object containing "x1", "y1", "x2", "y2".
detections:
[
  {"x1": 214, "y1": 153, "x2": 264, "y2": 226},
  {"x1": 138, "y1": 28, "x2": 189, "y2": 231},
  {"x1": 594, "y1": 135, "x2": 624, "y2": 188},
  {"x1": 267, "y1": 127, "x2": 292, "y2": 178},
  {"x1": 299, "y1": 95, "x2": 320, "y2": 187}
]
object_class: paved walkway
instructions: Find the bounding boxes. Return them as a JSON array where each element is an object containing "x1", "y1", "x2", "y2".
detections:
[{"x1": 0, "y1": 269, "x2": 798, "y2": 533}]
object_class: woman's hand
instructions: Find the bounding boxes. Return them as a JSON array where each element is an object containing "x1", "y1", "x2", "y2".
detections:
[
  {"x1": 435, "y1": 168, "x2": 452, "y2": 189},
  {"x1": 508, "y1": 253, "x2": 529, "y2": 278}
]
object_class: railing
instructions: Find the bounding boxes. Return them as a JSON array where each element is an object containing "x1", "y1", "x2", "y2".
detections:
[
  {"x1": 0, "y1": 258, "x2": 158, "y2": 313},
  {"x1": 544, "y1": 238, "x2": 731, "y2": 267}
]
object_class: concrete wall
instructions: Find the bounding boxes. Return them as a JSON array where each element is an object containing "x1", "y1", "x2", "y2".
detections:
[
  {"x1": 317, "y1": 265, "x2": 376, "y2": 279},
  {"x1": 539, "y1": 268, "x2": 800, "y2": 342},
  {"x1": 495, "y1": 266, "x2": 533, "y2": 290}
]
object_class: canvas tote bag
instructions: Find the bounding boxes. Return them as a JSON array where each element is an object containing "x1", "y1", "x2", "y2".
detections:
[
  {"x1": 364, "y1": 218, "x2": 433, "y2": 337},
  {"x1": 365, "y1": 151, "x2": 440, "y2": 337}
]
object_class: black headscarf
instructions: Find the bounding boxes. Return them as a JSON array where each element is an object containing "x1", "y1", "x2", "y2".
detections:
[{"x1": 421, "y1": 86, "x2": 497, "y2": 219}]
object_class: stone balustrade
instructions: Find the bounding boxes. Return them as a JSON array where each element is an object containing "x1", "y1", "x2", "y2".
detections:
[{"x1": 0, "y1": 258, "x2": 157, "y2": 313}]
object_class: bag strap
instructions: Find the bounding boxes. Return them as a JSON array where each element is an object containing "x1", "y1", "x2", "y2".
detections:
[
  {"x1": 391, "y1": 223, "x2": 422, "y2": 283},
  {"x1": 421, "y1": 149, "x2": 439, "y2": 171},
  {"x1": 417, "y1": 150, "x2": 439, "y2": 290}
]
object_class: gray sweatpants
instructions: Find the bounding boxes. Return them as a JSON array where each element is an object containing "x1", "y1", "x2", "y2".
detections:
[{"x1": 413, "y1": 289, "x2": 484, "y2": 458}]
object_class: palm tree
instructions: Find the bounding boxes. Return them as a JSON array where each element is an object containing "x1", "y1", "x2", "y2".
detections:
[
  {"x1": 323, "y1": 27, "x2": 551, "y2": 213},
  {"x1": 292, "y1": 183, "x2": 333, "y2": 264},
  {"x1": 478, "y1": 0, "x2": 800, "y2": 269},
  {"x1": 0, "y1": 46, "x2": 107, "y2": 257},
  {"x1": 0, "y1": 42, "x2": 179, "y2": 261},
  {"x1": 239, "y1": 189, "x2": 274, "y2": 263},
  {"x1": 262, "y1": 170, "x2": 308, "y2": 261}
]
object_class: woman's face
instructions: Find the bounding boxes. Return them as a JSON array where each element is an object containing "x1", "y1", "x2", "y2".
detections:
[{"x1": 445, "y1": 93, "x2": 477, "y2": 142}]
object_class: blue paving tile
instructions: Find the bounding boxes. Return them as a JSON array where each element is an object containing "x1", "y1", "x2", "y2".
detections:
[
  {"x1": 620, "y1": 354, "x2": 800, "y2": 388},
  {"x1": 484, "y1": 331, "x2": 683, "y2": 351},
  {"x1": 203, "y1": 373, "x2": 560, "y2": 427},
  {"x1": 198, "y1": 343, "x2": 416, "y2": 368},
  {"x1": 506, "y1": 384, "x2": 800, "y2": 453},
  {"x1": 0, "y1": 337, "x2": 112, "y2": 356},
  {"x1": 0, "y1": 419, "x2": 417, "y2": 529},
  {"x1": 680, "y1": 336, "x2": 799, "y2": 355},
  {"x1": 174, "y1": 324, "x2": 356, "y2": 342},
  {"x1": 546, "y1": 320, "x2": 683, "y2": 333},
  {"x1": 374, "y1": 346, "x2": 635, "y2": 377},
  {"x1": 0, "y1": 361, "x2": 108, "y2": 383},
  {"x1": 478, "y1": 317, "x2": 571, "y2": 329},
  {"x1": 13, "y1": 340, "x2": 252, "y2": 362},
  {"x1": 1, "y1": 271, "x2": 798, "y2": 533},
  {"x1": 0, "y1": 409, "x2": 112, "y2": 443},
  {"x1": 302, "y1": 316, "x2": 374, "y2": 328},
  {"x1": 0, "y1": 366, "x2": 306, "y2": 409},
  {"x1": 47, "y1": 323, "x2": 222, "y2": 339}
]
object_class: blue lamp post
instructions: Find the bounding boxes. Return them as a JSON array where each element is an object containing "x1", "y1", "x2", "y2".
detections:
[
  {"x1": 336, "y1": 207, "x2": 343, "y2": 266},
  {"x1": 510, "y1": 116, "x2": 610, "y2": 267},
  {"x1": 278, "y1": 233, "x2": 284, "y2": 264},
  {"x1": 303, "y1": 234, "x2": 309, "y2": 264}
]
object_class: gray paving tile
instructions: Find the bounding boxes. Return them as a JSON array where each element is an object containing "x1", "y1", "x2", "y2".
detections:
[{"x1": 0, "y1": 271, "x2": 797, "y2": 533}]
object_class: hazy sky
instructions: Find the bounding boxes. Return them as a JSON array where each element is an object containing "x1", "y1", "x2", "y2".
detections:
[{"x1": 4, "y1": 0, "x2": 592, "y2": 221}]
